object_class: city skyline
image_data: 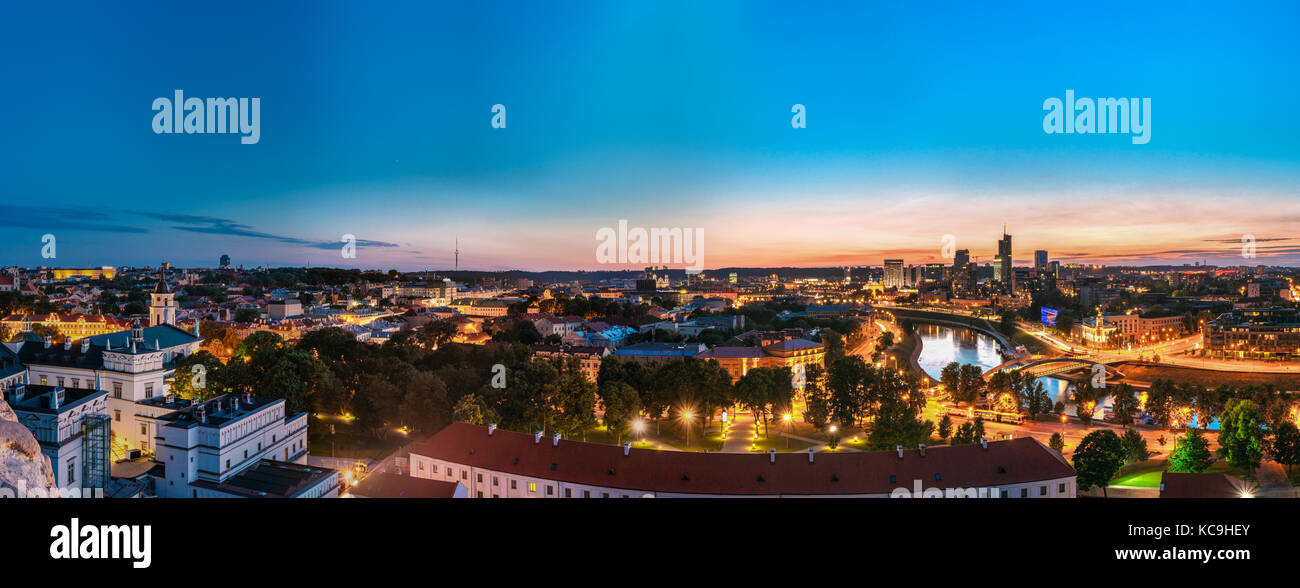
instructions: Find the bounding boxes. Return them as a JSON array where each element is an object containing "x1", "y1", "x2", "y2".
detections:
[{"x1": 3, "y1": 1, "x2": 1298, "y2": 271}]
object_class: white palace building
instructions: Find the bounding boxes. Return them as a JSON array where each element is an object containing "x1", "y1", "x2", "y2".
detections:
[
  {"x1": 410, "y1": 423, "x2": 1078, "y2": 498},
  {"x1": 16, "y1": 274, "x2": 202, "y2": 459}
]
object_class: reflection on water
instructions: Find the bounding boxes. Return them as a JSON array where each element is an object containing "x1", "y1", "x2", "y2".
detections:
[
  {"x1": 916, "y1": 324, "x2": 1104, "y2": 419},
  {"x1": 915, "y1": 324, "x2": 1212, "y2": 427},
  {"x1": 914, "y1": 324, "x2": 1004, "y2": 379}
]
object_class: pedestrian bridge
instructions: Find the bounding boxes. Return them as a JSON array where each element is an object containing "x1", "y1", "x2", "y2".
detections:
[{"x1": 984, "y1": 357, "x2": 1114, "y2": 380}]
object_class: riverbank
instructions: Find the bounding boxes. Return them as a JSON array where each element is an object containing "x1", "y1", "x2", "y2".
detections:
[{"x1": 1117, "y1": 362, "x2": 1300, "y2": 389}]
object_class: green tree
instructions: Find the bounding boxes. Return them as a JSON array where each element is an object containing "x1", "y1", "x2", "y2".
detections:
[
  {"x1": 1048, "y1": 432, "x2": 1066, "y2": 454},
  {"x1": 1217, "y1": 398, "x2": 1265, "y2": 473},
  {"x1": 1070, "y1": 377, "x2": 1102, "y2": 427},
  {"x1": 452, "y1": 393, "x2": 497, "y2": 425},
  {"x1": 170, "y1": 350, "x2": 225, "y2": 401},
  {"x1": 864, "y1": 402, "x2": 934, "y2": 451},
  {"x1": 954, "y1": 364, "x2": 986, "y2": 406},
  {"x1": 937, "y1": 414, "x2": 952, "y2": 441},
  {"x1": 234, "y1": 307, "x2": 261, "y2": 322},
  {"x1": 399, "y1": 371, "x2": 449, "y2": 433},
  {"x1": 1168, "y1": 428, "x2": 1214, "y2": 473},
  {"x1": 419, "y1": 319, "x2": 458, "y2": 348},
  {"x1": 1072, "y1": 429, "x2": 1126, "y2": 497},
  {"x1": 1120, "y1": 428, "x2": 1149, "y2": 464},
  {"x1": 1271, "y1": 421, "x2": 1300, "y2": 476},
  {"x1": 599, "y1": 381, "x2": 642, "y2": 445},
  {"x1": 802, "y1": 364, "x2": 832, "y2": 430},
  {"x1": 939, "y1": 362, "x2": 961, "y2": 399},
  {"x1": 1109, "y1": 383, "x2": 1140, "y2": 425}
]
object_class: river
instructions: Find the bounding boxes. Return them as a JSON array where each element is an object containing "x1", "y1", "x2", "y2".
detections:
[{"x1": 913, "y1": 323, "x2": 1096, "y2": 419}]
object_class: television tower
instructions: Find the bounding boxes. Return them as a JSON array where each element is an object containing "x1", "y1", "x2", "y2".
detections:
[{"x1": 454, "y1": 237, "x2": 460, "y2": 271}]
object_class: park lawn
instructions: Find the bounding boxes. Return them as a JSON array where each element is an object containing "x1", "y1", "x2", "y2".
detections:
[
  {"x1": 746, "y1": 434, "x2": 818, "y2": 453},
  {"x1": 642, "y1": 420, "x2": 725, "y2": 452},
  {"x1": 308, "y1": 417, "x2": 415, "y2": 461},
  {"x1": 785, "y1": 420, "x2": 866, "y2": 443},
  {"x1": 1112, "y1": 459, "x2": 1168, "y2": 488},
  {"x1": 1110, "y1": 458, "x2": 1255, "y2": 488},
  {"x1": 1204, "y1": 460, "x2": 1256, "y2": 483}
]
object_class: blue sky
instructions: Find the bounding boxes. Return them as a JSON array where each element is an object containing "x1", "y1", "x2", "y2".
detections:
[{"x1": 2, "y1": 0, "x2": 1298, "y2": 271}]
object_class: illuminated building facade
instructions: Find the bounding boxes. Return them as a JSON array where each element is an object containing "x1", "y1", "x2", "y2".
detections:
[
  {"x1": 1202, "y1": 308, "x2": 1300, "y2": 360},
  {"x1": 51, "y1": 266, "x2": 116, "y2": 280},
  {"x1": 1, "y1": 313, "x2": 125, "y2": 341}
]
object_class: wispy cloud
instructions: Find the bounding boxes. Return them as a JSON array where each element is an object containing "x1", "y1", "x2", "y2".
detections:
[
  {"x1": 0, "y1": 205, "x2": 148, "y2": 233},
  {"x1": 130, "y1": 211, "x2": 399, "y2": 250}
]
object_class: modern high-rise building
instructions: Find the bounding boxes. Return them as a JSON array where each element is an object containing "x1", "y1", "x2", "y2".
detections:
[
  {"x1": 883, "y1": 259, "x2": 905, "y2": 289},
  {"x1": 1034, "y1": 250, "x2": 1048, "y2": 270},
  {"x1": 953, "y1": 249, "x2": 970, "y2": 269},
  {"x1": 219, "y1": 254, "x2": 231, "y2": 269},
  {"x1": 997, "y1": 230, "x2": 1013, "y2": 290}
]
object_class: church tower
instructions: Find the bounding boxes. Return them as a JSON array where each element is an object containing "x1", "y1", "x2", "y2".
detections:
[{"x1": 149, "y1": 263, "x2": 176, "y2": 327}]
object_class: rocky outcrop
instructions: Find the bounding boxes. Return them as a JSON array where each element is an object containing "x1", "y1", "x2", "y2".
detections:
[{"x1": 0, "y1": 397, "x2": 56, "y2": 496}]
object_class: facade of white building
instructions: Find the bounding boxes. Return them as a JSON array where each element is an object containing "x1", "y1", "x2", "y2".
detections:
[
  {"x1": 5, "y1": 384, "x2": 110, "y2": 489},
  {"x1": 151, "y1": 392, "x2": 331, "y2": 498},
  {"x1": 17, "y1": 320, "x2": 202, "y2": 459}
]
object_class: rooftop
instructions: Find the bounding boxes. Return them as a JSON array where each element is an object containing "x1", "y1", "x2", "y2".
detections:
[
  {"x1": 158, "y1": 393, "x2": 288, "y2": 430},
  {"x1": 6, "y1": 385, "x2": 107, "y2": 414},
  {"x1": 345, "y1": 473, "x2": 463, "y2": 498},
  {"x1": 1159, "y1": 472, "x2": 1253, "y2": 498},
  {"x1": 413, "y1": 423, "x2": 1076, "y2": 496},
  {"x1": 614, "y1": 342, "x2": 707, "y2": 357},
  {"x1": 190, "y1": 459, "x2": 337, "y2": 498}
]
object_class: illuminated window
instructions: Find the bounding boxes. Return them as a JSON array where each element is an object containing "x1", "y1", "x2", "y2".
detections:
[{"x1": 528, "y1": 482, "x2": 537, "y2": 493}]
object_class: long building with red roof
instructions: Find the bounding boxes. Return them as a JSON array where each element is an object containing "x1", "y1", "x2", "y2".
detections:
[{"x1": 410, "y1": 422, "x2": 1076, "y2": 498}]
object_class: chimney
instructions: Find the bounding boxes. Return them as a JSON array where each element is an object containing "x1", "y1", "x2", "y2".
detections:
[
  {"x1": 897, "y1": 445, "x2": 904, "y2": 459},
  {"x1": 233, "y1": 396, "x2": 240, "y2": 412},
  {"x1": 197, "y1": 404, "x2": 207, "y2": 424},
  {"x1": 43, "y1": 335, "x2": 52, "y2": 349},
  {"x1": 980, "y1": 437, "x2": 988, "y2": 449},
  {"x1": 52, "y1": 388, "x2": 61, "y2": 410},
  {"x1": 918, "y1": 443, "x2": 927, "y2": 457},
  {"x1": 768, "y1": 447, "x2": 776, "y2": 464},
  {"x1": 552, "y1": 433, "x2": 561, "y2": 446},
  {"x1": 63, "y1": 339, "x2": 71, "y2": 350},
  {"x1": 534, "y1": 430, "x2": 544, "y2": 444},
  {"x1": 80, "y1": 339, "x2": 90, "y2": 353},
  {"x1": 808, "y1": 447, "x2": 815, "y2": 463},
  {"x1": 622, "y1": 441, "x2": 631, "y2": 456},
  {"x1": 488, "y1": 423, "x2": 497, "y2": 435}
]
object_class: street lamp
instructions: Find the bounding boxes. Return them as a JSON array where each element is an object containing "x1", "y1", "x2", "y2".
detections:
[
  {"x1": 783, "y1": 413, "x2": 792, "y2": 448},
  {"x1": 682, "y1": 411, "x2": 694, "y2": 448},
  {"x1": 633, "y1": 419, "x2": 644, "y2": 443}
]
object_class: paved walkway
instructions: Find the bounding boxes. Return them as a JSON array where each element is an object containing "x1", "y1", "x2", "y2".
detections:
[{"x1": 720, "y1": 415, "x2": 758, "y2": 453}]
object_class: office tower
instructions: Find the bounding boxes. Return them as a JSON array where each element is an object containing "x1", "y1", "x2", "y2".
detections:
[
  {"x1": 1035, "y1": 250, "x2": 1048, "y2": 270},
  {"x1": 884, "y1": 259, "x2": 905, "y2": 289},
  {"x1": 997, "y1": 229, "x2": 1013, "y2": 290},
  {"x1": 953, "y1": 249, "x2": 970, "y2": 269}
]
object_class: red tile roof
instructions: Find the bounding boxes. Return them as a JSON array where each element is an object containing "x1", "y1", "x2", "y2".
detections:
[
  {"x1": 346, "y1": 473, "x2": 463, "y2": 498},
  {"x1": 413, "y1": 423, "x2": 1075, "y2": 496},
  {"x1": 1159, "y1": 472, "x2": 1251, "y2": 498},
  {"x1": 694, "y1": 346, "x2": 766, "y2": 359}
]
